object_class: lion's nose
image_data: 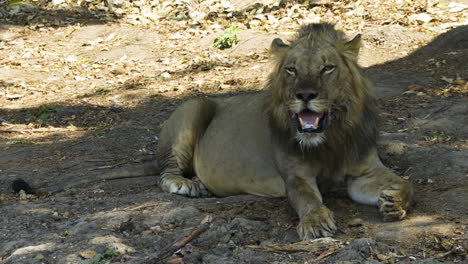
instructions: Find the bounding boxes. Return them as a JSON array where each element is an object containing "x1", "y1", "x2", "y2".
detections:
[{"x1": 296, "y1": 92, "x2": 318, "y2": 102}]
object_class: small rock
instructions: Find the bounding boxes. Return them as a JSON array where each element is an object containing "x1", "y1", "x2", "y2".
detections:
[
  {"x1": 410, "y1": 13, "x2": 432, "y2": 23},
  {"x1": 18, "y1": 190, "x2": 27, "y2": 200},
  {"x1": 107, "y1": 0, "x2": 123, "y2": 7},
  {"x1": 111, "y1": 65, "x2": 126, "y2": 75},
  {"x1": 52, "y1": 0, "x2": 65, "y2": 5},
  {"x1": 113, "y1": 8, "x2": 124, "y2": 15},
  {"x1": 348, "y1": 218, "x2": 364, "y2": 227},
  {"x1": 161, "y1": 72, "x2": 171, "y2": 79}
]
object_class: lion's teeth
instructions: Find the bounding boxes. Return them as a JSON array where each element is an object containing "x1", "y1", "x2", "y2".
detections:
[
  {"x1": 298, "y1": 112, "x2": 323, "y2": 130},
  {"x1": 299, "y1": 118, "x2": 305, "y2": 128},
  {"x1": 314, "y1": 117, "x2": 319, "y2": 127}
]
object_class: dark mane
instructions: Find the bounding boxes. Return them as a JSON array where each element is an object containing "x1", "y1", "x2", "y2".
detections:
[{"x1": 297, "y1": 23, "x2": 342, "y2": 42}]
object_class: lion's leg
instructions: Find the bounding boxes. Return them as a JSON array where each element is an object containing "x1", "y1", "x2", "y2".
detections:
[
  {"x1": 347, "y1": 149, "x2": 413, "y2": 221},
  {"x1": 156, "y1": 98, "x2": 216, "y2": 198},
  {"x1": 288, "y1": 177, "x2": 337, "y2": 240},
  {"x1": 279, "y1": 158, "x2": 337, "y2": 240}
]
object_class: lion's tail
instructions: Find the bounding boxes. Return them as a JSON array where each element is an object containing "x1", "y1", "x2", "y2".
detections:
[{"x1": 11, "y1": 162, "x2": 159, "y2": 195}]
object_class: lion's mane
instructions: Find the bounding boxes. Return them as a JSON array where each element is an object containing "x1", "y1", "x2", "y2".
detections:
[{"x1": 266, "y1": 23, "x2": 379, "y2": 175}]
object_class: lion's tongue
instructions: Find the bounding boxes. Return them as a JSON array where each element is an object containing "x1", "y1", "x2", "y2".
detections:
[{"x1": 298, "y1": 112, "x2": 324, "y2": 130}]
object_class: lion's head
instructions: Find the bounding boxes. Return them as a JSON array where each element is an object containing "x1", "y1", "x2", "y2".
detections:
[{"x1": 267, "y1": 23, "x2": 377, "y2": 152}]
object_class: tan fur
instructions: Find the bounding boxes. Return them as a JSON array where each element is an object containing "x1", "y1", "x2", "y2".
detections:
[{"x1": 156, "y1": 23, "x2": 413, "y2": 240}]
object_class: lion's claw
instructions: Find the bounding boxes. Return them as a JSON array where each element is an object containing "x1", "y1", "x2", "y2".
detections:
[
  {"x1": 378, "y1": 184, "x2": 411, "y2": 221},
  {"x1": 297, "y1": 206, "x2": 337, "y2": 240}
]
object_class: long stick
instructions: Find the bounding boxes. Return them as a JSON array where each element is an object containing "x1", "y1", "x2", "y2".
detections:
[{"x1": 132, "y1": 215, "x2": 214, "y2": 264}]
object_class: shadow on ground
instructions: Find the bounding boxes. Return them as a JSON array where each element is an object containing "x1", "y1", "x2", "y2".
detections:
[{"x1": 0, "y1": 2, "x2": 121, "y2": 29}]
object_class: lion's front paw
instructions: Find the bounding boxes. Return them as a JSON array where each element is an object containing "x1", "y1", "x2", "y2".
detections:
[
  {"x1": 159, "y1": 175, "x2": 212, "y2": 198},
  {"x1": 297, "y1": 206, "x2": 337, "y2": 240},
  {"x1": 378, "y1": 183, "x2": 412, "y2": 221}
]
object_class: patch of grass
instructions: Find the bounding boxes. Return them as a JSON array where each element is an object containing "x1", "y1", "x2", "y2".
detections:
[
  {"x1": 82, "y1": 247, "x2": 121, "y2": 264},
  {"x1": 95, "y1": 87, "x2": 109, "y2": 93},
  {"x1": 213, "y1": 24, "x2": 242, "y2": 50},
  {"x1": 37, "y1": 105, "x2": 61, "y2": 120},
  {"x1": 137, "y1": 241, "x2": 147, "y2": 249},
  {"x1": 26, "y1": 105, "x2": 61, "y2": 122},
  {"x1": 7, "y1": 0, "x2": 25, "y2": 6},
  {"x1": 423, "y1": 131, "x2": 453, "y2": 144}
]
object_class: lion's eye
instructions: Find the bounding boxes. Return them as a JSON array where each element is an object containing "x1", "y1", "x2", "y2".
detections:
[
  {"x1": 322, "y1": 65, "x2": 336, "y2": 74},
  {"x1": 285, "y1": 67, "x2": 297, "y2": 76}
]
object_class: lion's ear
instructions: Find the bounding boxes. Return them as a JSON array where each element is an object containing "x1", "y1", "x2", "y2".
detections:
[
  {"x1": 270, "y1": 38, "x2": 289, "y2": 55},
  {"x1": 342, "y1": 34, "x2": 361, "y2": 60}
]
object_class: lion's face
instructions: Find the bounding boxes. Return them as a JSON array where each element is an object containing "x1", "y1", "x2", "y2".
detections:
[
  {"x1": 269, "y1": 25, "x2": 364, "y2": 148},
  {"x1": 282, "y1": 45, "x2": 343, "y2": 146}
]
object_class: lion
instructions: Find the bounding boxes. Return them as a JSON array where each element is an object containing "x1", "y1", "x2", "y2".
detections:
[
  {"x1": 155, "y1": 23, "x2": 413, "y2": 240},
  {"x1": 12, "y1": 23, "x2": 413, "y2": 240}
]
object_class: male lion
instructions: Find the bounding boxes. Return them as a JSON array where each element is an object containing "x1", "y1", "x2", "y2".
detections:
[
  {"x1": 12, "y1": 23, "x2": 413, "y2": 240},
  {"x1": 156, "y1": 23, "x2": 413, "y2": 240}
]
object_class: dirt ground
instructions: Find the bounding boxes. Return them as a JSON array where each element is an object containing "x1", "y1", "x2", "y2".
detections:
[{"x1": 0, "y1": 0, "x2": 467, "y2": 263}]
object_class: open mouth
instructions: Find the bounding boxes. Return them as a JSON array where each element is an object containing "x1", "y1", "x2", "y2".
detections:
[{"x1": 295, "y1": 110, "x2": 329, "y2": 133}]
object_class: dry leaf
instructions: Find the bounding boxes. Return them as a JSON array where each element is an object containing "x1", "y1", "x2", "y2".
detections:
[
  {"x1": 376, "y1": 253, "x2": 388, "y2": 261},
  {"x1": 79, "y1": 250, "x2": 97, "y2": 259},
  {"x1": 441, "y1": 76, "x2": 454, "y2": 84}
]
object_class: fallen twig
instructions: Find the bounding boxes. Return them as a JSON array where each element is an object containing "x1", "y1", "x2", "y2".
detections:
[
  {"x1": 88, "y1": 161, "x2": 127, "y2": 171},
  {"x1": 130, "y1": 215, "x2": 214, "y2": 264},
  {"x1": 246, "y1": 238, "x2": 339, "y2": 254},
  {"x1": 85, "y1": 158, "x2": 122, "y2": 162},
  {"x1": 127, "y1": 203, "x2": 162, "y2": 211},
  {"x1": 435, "y1": 249, "x2": 455, "y2": 259},
  {"x1": 313, "y1": 247, "x2": 340, "y2": 261},
  {"x1": 65, "y1": 27, "x2": 77, "y2": 38}
]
